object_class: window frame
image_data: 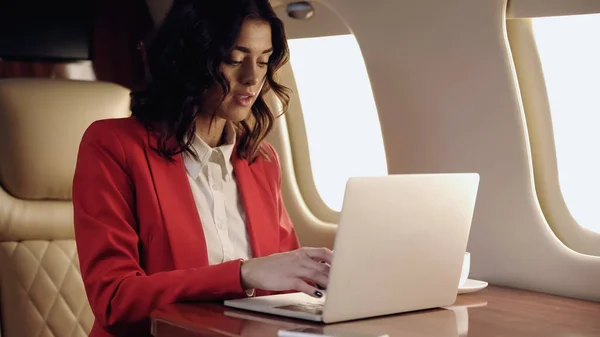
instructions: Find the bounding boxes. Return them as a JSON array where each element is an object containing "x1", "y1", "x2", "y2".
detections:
[
  {"x1": 506, "y1": 17, "x2": 600, "y2": 256},
  {"x1": 277, "y1": 61, "x2": 340, "y2": 224}
]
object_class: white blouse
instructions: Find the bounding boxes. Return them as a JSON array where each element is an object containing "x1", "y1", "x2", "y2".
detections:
[{"x1": 182, "y1": 122, "x2": 253, "y2": 266}]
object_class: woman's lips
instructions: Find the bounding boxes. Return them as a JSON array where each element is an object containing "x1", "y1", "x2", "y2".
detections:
[{"x1": 234, "y1": 94, "x2": 252, "y2": 107}]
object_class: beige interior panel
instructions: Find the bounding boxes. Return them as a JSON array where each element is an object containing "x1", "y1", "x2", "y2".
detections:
[
  {"x1": 268, "y1": 0, "x2": 600, "y2": 301},
  {"x1": 274, "y1": 1, "x2": 350, "y2": 39},
  {"x1": 507, "y1": 19, "x2": 600, "y2": 256},
  {"x1": 507, "y1": 0, "x2": 600, "y2": 19}
]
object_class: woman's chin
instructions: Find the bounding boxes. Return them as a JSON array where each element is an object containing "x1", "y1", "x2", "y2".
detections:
[{"x1": 220, "y1": 106, "x2": 253, "y2": 123}]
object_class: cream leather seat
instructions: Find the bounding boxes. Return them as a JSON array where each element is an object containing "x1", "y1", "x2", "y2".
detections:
[{"x1": 0, "y1": 78, "x2": 131, "y2": 337}]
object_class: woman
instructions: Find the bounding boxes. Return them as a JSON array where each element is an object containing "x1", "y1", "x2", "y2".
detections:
[{"x1": 72, "y1": 1, "x2": 332, "y2": 336}]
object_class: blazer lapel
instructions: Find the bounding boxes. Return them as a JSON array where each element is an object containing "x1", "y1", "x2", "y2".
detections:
[
  {"x1": 232, "y1": 154, "x2": 280, "y2": 258},
  {"x1": 144, "y1": 136, "x2": 209, "y2": 269}
]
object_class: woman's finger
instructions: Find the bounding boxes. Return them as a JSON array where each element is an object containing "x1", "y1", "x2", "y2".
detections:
[
  {"x1": 303, "y1": 247, "x2": 333, "y2": 264},
  {"x1": 296, "y1": 266, "x2": 329, "y2": 289},
  {"x1": 300, "y1": 256, "x2": 330, "y2": 276},
  {"x1": 293, "y1": 279, "x2": 324, "y2": 299}
]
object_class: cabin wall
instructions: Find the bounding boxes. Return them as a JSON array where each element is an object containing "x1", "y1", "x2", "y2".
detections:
[
  {"x1": 2, "y1": 0, "x2": 597, "y2": 302},
  {"x1": 264, "y1": 0, "x2": 600, "y2": 302}
]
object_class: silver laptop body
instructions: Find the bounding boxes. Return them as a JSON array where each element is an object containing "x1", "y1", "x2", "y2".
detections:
[{"x1": 224, "y1": 173, "x2": 480, "y2": 323}]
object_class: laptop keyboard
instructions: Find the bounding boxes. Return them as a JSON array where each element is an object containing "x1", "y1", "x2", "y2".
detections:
[{"x1": 275, "y1": 302, "x2": 325, "y2": 315}]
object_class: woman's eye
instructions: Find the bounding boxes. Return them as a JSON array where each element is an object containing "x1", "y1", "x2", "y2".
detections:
[
  {"x1": 226, "y1": 59, "x2": 242, "y2": 66},
  {"x1": 258, "y1": 61, "x2": 269, "y2": 67}
]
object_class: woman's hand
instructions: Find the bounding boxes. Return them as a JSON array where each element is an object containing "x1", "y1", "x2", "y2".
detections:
[{"x1": 240, "y1": 247, "x2": 333, "y2": 298}]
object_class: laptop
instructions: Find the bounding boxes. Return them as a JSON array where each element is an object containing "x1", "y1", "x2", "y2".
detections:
[{"x1": 224, "y1": 173, "x2": 480, "y2": 323}]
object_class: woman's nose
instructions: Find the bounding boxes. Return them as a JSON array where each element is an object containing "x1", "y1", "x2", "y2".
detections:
[{"x1": 241, "y1": 64, "x2": 260, "y2": 86}]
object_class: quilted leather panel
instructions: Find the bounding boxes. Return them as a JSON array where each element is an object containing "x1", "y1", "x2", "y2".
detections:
[{"x1": 0, "y1": 241, "x2": 93, "y2": 337}]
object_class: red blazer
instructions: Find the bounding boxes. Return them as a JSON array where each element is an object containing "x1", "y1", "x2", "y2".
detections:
[{"x1": 72, "y1": 117, "x2": 300, "y2": 337}]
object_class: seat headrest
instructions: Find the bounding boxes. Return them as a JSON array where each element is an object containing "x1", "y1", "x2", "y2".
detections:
[{"x1": 0, "y1": 78, "x2": 131, "y2": 200}]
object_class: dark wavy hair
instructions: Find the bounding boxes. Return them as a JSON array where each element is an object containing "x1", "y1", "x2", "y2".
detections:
[{"x1": 131, "y1": 0, "x2": 291, "y2": 162}]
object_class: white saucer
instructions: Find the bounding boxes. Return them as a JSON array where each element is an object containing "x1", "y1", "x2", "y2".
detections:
[{"x1": 458, "y1": 279, "x2": 488, "y2": 294}]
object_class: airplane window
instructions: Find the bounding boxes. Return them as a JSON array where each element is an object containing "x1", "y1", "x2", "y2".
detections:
[
  {"x1": 287, "y1": 34, "x2": 387, "y2": 212},
  {"x1": 532, "y1": 13, "x2": 600, "y2": 234}
]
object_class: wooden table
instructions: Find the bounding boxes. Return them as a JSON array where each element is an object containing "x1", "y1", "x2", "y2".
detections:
[{"x1": 151, "y1": 285, "x2": 600, "y2": 337}]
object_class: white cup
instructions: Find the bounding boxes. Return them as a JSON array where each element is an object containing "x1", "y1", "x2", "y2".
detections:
[{"x1": 459, "y1": 252, "x2": 470, "y2": 288}]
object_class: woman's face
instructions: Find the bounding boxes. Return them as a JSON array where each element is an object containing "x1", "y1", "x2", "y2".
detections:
[{"x1": 203, "y1": 18, "x2": 273, "y2": 122}]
